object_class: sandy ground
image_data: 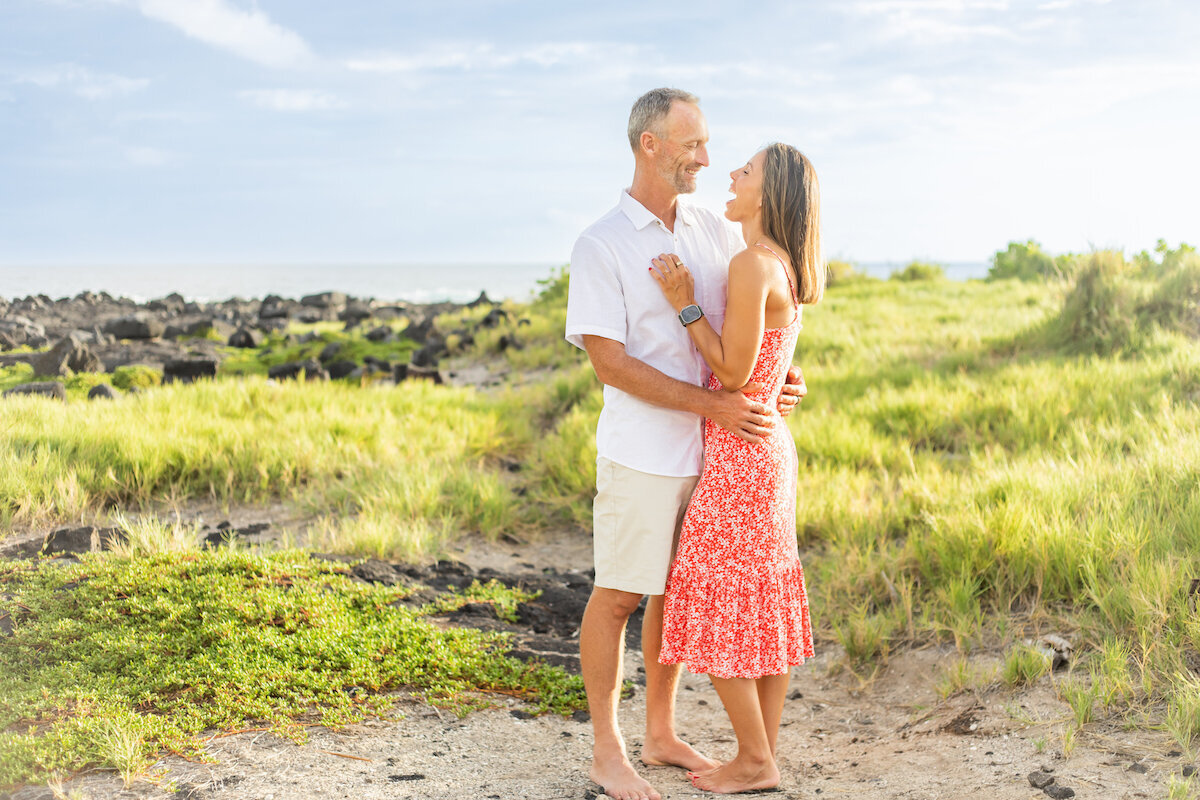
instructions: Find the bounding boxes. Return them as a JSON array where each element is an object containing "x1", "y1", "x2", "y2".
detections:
[{"x1": 2, "y1": 518, "x2": 1193, "y2": 800}]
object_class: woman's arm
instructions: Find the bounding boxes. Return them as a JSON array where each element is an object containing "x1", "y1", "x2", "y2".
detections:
[{"x1": 650, "y1": 250, "x2": 770, "y2": 392}]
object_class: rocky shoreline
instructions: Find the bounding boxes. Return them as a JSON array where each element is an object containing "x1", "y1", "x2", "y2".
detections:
[{"x1": 0, "y1": 288, "x2": 514, "y2": 398}]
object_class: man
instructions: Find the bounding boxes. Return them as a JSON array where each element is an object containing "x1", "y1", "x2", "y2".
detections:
[{"x1": 565, "y1": 88, "x2": 806, "y2": 800}]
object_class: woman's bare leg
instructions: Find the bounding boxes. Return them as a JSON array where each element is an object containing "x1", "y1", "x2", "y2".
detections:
[
  {"x1": 689, "y1": 676, "x2": 780, "y2": 794},
  {"x1": 756, "y1": 672, "x2": 790, "y2": 756}
]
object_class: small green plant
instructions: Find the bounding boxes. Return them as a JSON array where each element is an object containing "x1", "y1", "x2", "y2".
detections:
[
  {"x1": 1061, "y1": 722, "x2": 1078, "y2": 757},
  {"x1": 932, "y1": 573, "x2": 984, "y2": 653},
  {"x1": 1166, "y1": 682, "x2": 1200, "y2": 756},
  {"x1": 834, "y1": 606, "x2": 896, "y2": 672},
  {"x1": 105, "y1": 512, "x2": 203, "y2": 557},
  {"x1": 1002, "y1": 644, "x2": 1050, "y2": 688},
  {"x1": 1032, "y1": 736, "x2": 1047, "y2": 754},
  {"x1": 1059, "y1": 678, "x2": 1098, "y2": 727},
  {"x1": 1168, "y1": 773, "x2": 1200, "y2": 800},
  {"x1": 935, "y1": 658, "x2": 974, "y2": 699},
  {"x1": 95, "y1": 718, "x2": 149, "y2": 788},
  {"x1": 1093, "y1": 636, "x2": 1135, "y2": 709}
]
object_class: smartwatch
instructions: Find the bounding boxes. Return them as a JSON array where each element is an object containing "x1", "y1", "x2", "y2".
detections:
[{"x1": 678, "y1": 304, "x2": 704, "y2": 327}]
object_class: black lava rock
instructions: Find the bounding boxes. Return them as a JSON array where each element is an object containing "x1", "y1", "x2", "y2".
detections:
[
  {"x1": 87, "y1": 383, "x2": 117, "y2": 400},
  {"x1": 3, "y1": 381, "x2": 67, "y2": 401}
]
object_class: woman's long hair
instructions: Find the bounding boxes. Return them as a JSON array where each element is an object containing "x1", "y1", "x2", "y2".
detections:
[{"x1": 762, "y1": 143, "x2": 824, "y2": 304}]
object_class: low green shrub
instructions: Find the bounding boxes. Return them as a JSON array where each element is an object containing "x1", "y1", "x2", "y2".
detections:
[
  {"x1": 111, "y1": 365, "x2": 161, "y2": 391},
  {"x1": 1133, "y1": 239, "x2": 1197, "y2": 278},
  {"x1": 825, "y1": 259, "x2": 862, "y2": 287},
  {"x1": 1140, "y1": 257, "x2": 1200, "y2": 337},
  {"x1": 1041, "y1": 250, "x2": 1140, "y2": 355},
  {"x1": 0, "y1": 550, "x2": 584, "y2": 788},
  {"x1": 988, "y1": 239, "x2": 1062, "y2": 282},
  {"x1": 890, "y1": 261, "x2": 945, "y2": 282}
]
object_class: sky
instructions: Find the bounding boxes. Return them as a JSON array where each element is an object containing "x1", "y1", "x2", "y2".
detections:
[{"x1": 1, "y1": 0, "x2": 1198, "y2": 268}]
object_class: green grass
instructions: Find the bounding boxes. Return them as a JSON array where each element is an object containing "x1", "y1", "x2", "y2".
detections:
[
  {"x1": 3, "y1": 246, "x2": 1200, "y2": 779},
  {"x1": 0, "y1": 549, "x2": 584, "y2": 787}
]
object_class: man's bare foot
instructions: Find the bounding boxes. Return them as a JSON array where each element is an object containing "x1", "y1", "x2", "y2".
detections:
[
  {"x1": 640, "y1": 735, "x2": 720, "y2": 773},
  {"x1": 689, "y1": 756, "x2": 780, "y2": 794},
  {"x1": 591, "y1": 753, "x2": 661, "y2": 800}
]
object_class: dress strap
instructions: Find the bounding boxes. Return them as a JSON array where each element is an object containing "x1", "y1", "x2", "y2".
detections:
[{"x1": 755, "y1": 242, "x2": 799, "y2": 307}]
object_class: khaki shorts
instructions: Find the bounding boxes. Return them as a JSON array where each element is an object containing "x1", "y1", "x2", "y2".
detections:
[{"x1": 592, "y1": 457, "x2": 700, "y2": 596}]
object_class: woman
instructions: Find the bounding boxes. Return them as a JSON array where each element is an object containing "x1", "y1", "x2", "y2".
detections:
[{"x1": 649, "y1": 142, "x2": 823, "y2": 794}]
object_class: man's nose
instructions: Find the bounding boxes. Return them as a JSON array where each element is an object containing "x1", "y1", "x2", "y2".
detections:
[{"x1": 695, "y1": 143, "x2": 710, "y2": 167}]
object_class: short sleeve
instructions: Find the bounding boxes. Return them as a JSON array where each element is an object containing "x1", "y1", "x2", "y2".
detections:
[{"x1": 565, "y1": 233, "x2": 627, "y2": 350}]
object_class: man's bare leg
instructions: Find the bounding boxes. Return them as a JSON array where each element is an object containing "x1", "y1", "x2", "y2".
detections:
[
  {"x1": 580, "y1": 587, "x2": 660, "y2": 800},
  {"x1": 639, "y1": 594, "x2": 721, "y2": 773}
]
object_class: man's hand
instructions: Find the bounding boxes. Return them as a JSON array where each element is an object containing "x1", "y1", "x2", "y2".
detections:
[
  {"x1": 778, "y1": 364, "x2": 807, "y2": 418},
  {"x1": 707, "y1": 385, "x2": 773, "y2": 443}
]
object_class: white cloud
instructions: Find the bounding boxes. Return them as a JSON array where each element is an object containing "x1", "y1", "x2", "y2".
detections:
[
  {"x1": 238, "y1": 89, "x2": 342, "y2": 111},
  {"x1": 135, "y1": 0, "x2": 311, "y2": 68},
  {"x1": 124, "y1": 145, "x2": 173, "y2": 166},
  {"x1": 848, "y1": 0, "x2": 1010, "y2": 11},
  {"x1": 990, "y1": 58, "x2": 1200, "y2": 128},
  {"x1": 13, "y1": 63, "x2": 148, "y2": 99},
  {"x1": 1037, "y1": 0, "x2": 1111, "y2": 9},
  {"x1": 841, "y1": 0, "x2": 1019, "y2": 43},
  {"x1": 345, "y1": 41, "x2": 634, "y2": 73}
]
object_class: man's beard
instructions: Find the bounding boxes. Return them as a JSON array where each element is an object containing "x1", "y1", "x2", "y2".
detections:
[{"x1": 663, "y1": 161, "x2": 699, "y2": 194}]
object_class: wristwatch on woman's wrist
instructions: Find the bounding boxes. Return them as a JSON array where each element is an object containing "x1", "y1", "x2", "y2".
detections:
[{"x1": 678, "y1": 304, "x2": 704, "y2": 327}]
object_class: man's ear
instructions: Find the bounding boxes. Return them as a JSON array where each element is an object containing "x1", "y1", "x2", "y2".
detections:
[{"x1": 640, "y1": 130, "x2": 657, "y2": 157}]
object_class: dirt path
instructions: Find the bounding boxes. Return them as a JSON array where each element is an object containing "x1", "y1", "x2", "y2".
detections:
[{"x1": 2, "y1": 522, "x2": 1191, "y2": 800}]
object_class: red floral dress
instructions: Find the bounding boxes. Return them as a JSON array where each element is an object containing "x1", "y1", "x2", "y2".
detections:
[{"x1": 659, "y1": 262, "x2": 814, "y2": 680}]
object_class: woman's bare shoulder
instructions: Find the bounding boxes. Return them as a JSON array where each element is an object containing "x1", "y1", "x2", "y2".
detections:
[{"x1": 728, "y1": 247, "x2": 778, "y2": 281}]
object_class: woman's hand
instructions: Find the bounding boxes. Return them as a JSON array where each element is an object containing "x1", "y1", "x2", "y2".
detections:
[{"x1": 649, "y1": 253, "x2": 696, "y2": 313}]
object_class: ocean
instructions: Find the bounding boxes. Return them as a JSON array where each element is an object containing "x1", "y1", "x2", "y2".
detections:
[
  {"x1": 0, "y1": 260, "x2": 988, "y2": 304},
  {"x1": 0, "y1": 263, "x2": 564, "y2": 305}
]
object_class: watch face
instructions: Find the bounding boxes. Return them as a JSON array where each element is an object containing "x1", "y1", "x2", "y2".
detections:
[{"x1": 680, "y1": 305, "x2": 703, "y2": 325}]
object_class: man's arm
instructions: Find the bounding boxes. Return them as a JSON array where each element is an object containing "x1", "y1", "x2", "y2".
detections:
[{"x1": 582, "y1": 334, "x2": 773, "y2": 443}]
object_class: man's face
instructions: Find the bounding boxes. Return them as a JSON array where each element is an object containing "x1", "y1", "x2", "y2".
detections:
[{"x1": 654, "y1": 101, "x2": 710, "y2": 195}]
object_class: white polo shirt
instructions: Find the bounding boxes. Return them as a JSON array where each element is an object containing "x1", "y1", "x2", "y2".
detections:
[{"x1": 565, "y1": 190, "x2": 744, "y2": 477}]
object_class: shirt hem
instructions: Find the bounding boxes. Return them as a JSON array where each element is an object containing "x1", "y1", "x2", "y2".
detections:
[{"x1": 565, "y1": 325, "x2": 625, "y2": 350}]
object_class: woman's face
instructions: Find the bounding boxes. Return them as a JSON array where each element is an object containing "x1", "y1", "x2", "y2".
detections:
[{"x1": 724, "y1": 149, "x2": 767, "y2": 223}]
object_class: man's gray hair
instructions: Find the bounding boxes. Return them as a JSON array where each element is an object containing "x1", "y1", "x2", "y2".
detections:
[{"x1": 627, "y1": 88, "x2": 699, "y2": 153}]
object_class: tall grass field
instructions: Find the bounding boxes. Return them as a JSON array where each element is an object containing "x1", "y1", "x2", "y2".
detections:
[{"x1": 3, "y1": 240, "x2": 1200, "y2": 786}]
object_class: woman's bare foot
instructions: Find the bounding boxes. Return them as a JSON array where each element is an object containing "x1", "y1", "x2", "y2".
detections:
[
  {"x1": 640, "y1": 735, "x2": 720, "y2": 773},
  {"x1": 689, "y1": 756, "x2": 780, "y2": 794},
  {"x1": 686, "y1": 761, "x2": 723, "y2": 779},
  {"x1": 591, "y1": 752, "x2": 661, "y2": 800}
]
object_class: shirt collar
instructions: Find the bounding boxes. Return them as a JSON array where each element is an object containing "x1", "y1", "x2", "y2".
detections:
[{"x1": 619, "y1": 189, "x2": 697, "y2": 231}]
